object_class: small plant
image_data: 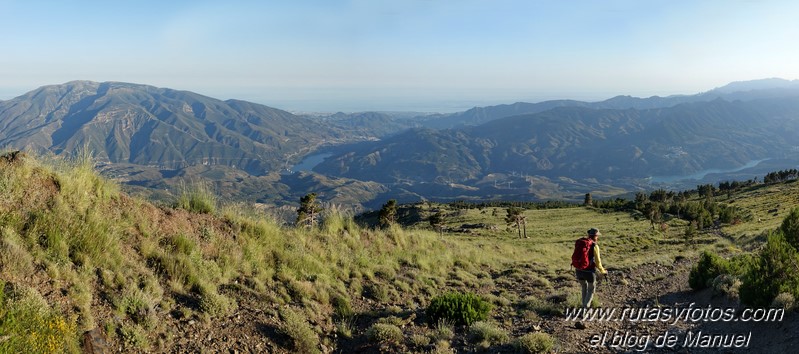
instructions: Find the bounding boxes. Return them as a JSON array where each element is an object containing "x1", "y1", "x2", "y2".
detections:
[
  {"x1": 198, "y1": 288, "x2": 236, "y2": 317},
  {"x1": 377, "y1": 316, "x2": 405, "y2": 326},
  {"x1": 118, "y1": 323, "x2": 149, "y2": 350},
  {"x1": 430, "y1": 319, "x2": 455, "y2": 341},
  {"x1": 740, "y1": 231, "x2": 799, "y2": 306},
  {"x1": 0, "y1": 283, "x2": 80, "y2": 353},
  {"x1": 332, "y1": 294, "x2": 353, "y2": 320},
  {"x1": 175, "y1": 181, "x2": 216, "y2": 214},
  {"x1": 366, "y1": 323, "x2": 404, "y2": 344},
  {"x1": 711, "y1": 274, "x2": 742, "y2": 300},
  {"x1": 771, "y1": 292, "x2": 796, "y2": 311},
  {"x1": 364, "y1": 284, "x2": 390, "y2": 302},
  {"x1": 514, "y1": 332, "x2": 555, "y2": 354},
  {"x1": 688, "y1": 251, "x2": 730, "y2": 290},
  {"x1": 409, "y1": 333, "x2": 431, "y2": 348},
  {"x1": 279, "y1": 308, "x2": 320, "y2": 354},
  {"x1": 116, "y1": 289, "x2": 154, "y2": 327},
  {"x1": 426, "y1": 292, "x2": 492, "y2": 326},
  {"x1": 467, "y1": 321, "x2": 509, "y2": 346},
  {"x1": 335, "y1": 317, "x2": 355, "y2": 339}
]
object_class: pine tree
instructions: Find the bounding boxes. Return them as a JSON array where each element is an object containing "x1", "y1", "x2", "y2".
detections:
[
  {"x1": 505, "y1": 207, "x2": 526, "y2": 238},
  {"x1": 296, "y1": 193, "x2": 323, "y2": 228},
  {"x1": 378, "y1": 199, "x2": 398, "y2": 228},
  {"x1": 429, "y1": 210, "x2": 446, "y2": 235},
  {"x1": 780, "y1": 207, "x2": 799, "y2": 251},
  {"x1": 684, "y1": 221, "x2": 697, "y2": 245}
]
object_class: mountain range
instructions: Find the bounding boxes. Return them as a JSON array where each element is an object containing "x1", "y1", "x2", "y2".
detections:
[
  {"x1": 0, "y1": 81, "x2": 357, "y2": 174},
  {"x1": 2, "y1": 78, "x2": 799, "y2": 209}
]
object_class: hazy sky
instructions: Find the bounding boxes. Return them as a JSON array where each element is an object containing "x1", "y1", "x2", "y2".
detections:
[{"x1": 2, "y1": 0, "x2": 798, "y2": 112}]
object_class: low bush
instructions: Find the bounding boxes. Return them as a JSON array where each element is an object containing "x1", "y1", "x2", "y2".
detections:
[
  {"x1": 430, "y1": 319, "x2": 455, "y2": 341},
  {"x1": 467, "y1": 321, "x2": 509, "y2": 345},
  {"x1": 514, "y1": 332, "x2": 555, "y2": 354},
  {"x1": 689, "y1": 251, "x2": 730, "y2": 290},
  {"x1": 366, "y1": 323, "x2": 403, "y2": 344},
  {"x1": 279, "y1": 308, "x2": 320, "y2": 354},
  {"x1": 0, "y1": 283, "x2": 80, "y2": 353},
  {"x1": 409, "y1": 333, "x2": 431, "y2": 347},
  {"x1": 771, "y1": 292, "x2": 796, "y2": 311},
  {"x1": 711, "y1": 274, "x2": 742, "y2": 300},
  {"x1": 426, "y1": 292, "x2": 492, "y2": 326},
  {"x1": 739, "y1": 231, "x2": 799, "y2": 306}
]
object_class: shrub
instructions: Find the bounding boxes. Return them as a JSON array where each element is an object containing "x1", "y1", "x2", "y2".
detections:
[
  {"x1": 467, "y1": 321, "x2": 509, "y2": 345},
  {"x1": 771, "y1": 292, "x2": 796, "y2": 311},
  {"x1": 116, "y1": 289, "x2": 154, "y2": 327},
  {"x1": 409, "y1": 333, "x2": 431, "y2": 347},
  {"x1": 515, "y1": 332, "x2": 555, "y2": 354},
  {"x1": 689, "y1": 251, "x2": 730, "y2": 290},
  {"x1": 740, "y1": 231, "x2": 799, "y2": 306},
  {"x1": 118, "y1": 323, "x2": 149, "y2": 350},
  {"x1": 430, "y1": 319, "x2": 455, "y2": 341},
  {"x1": 366, "y1": 323, "x2": 404, "y2": 344},
  {"x1": 198, "y1": 289, "x2": 236, "y2": 317},
  {"x1": 426, "y1": 292, "x2": 492, "y2": 326},
  {"x1": 780, "y1": 207, "x2": 799, "y2": 250},
  {"x1": 0, "y1": 283, "x2": 80, "y2": 353},
  {"x1": 364, "y1": 283, "x2": 390, "y2": 302},
  {"x1": 711, "y1": 274, "x2": 741, "y2": 300},
  {"x1": 279, "y1": 308, "x2": 320, "y2": 354}
]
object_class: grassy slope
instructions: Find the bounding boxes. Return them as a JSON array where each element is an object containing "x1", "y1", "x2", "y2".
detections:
[{"x1": 0, "y1": 152, "x2": 792, "y2": 353}]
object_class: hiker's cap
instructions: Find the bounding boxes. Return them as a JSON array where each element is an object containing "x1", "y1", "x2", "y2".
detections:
[{"x1": 588, "y1": 228, "x2": 601, "y2": 236}]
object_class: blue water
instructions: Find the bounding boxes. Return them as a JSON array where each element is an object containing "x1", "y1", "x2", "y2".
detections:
[
  {"x1": 292, "y1": 153, "x2": 332, "y2": 172},
  {"x1": 649, "y1": 159, "x2": 770, "y2": 183}
]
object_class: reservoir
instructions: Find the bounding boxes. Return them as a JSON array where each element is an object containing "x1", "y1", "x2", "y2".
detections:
[
  {"x1": 292, "y1": 153, "x2": 333, "y2": 172},
  {"x1": 649, "y1": 159, "x2": 770, "y2": 183}
]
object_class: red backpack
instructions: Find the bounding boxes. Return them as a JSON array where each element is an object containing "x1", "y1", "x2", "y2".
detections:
[{"x1": 571, "y1": 237, "x2": 594, "y2": 270}]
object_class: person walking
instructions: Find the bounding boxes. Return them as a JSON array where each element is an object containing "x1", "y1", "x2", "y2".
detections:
[{"x1": 572, "y1": 228, "x2": 607, "y2": 308}]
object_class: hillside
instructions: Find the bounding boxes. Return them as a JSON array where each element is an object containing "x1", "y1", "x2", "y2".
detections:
[
  {"x1": 0, "y1": 81, "x2": 352, "y2": 174},
  {"x1": 315, "y1": 98, "x2": 799, "y2": 190},
  {"x1": 2, "y1": 151, "x2": 798, "y2": 353}
]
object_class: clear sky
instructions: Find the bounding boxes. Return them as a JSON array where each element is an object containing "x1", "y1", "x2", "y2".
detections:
[{"x1": 1, "y1": 0, "x2": 798, "y2": 112}]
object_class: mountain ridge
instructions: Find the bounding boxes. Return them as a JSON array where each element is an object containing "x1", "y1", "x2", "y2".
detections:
[
  {"x1": 3, "y1": 78, "x2": 799, "y2": 209},
  {"x1": 0, "y1": 80, "x2": 351, "y2": 174}
]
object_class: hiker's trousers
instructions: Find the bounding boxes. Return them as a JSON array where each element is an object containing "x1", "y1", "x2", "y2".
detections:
[{"x1": 575, "y1": 269, "x2": 596, "y2": 308}]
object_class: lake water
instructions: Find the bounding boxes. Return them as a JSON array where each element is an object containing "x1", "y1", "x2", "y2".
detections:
[
  {"x1": 649, "y1": 159, "x2": 770, "y2": 183},
  {"x1": 292, "y1": 153, "x2": 332, "y2": 172}
]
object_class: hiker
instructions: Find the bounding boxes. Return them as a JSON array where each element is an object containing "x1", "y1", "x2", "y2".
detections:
[{"x1": 572, "y1": 228, "x2": 607, "y2": 308}]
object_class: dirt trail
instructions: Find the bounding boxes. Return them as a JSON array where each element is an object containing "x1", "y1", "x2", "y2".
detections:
[{"x1": 548, "y1": 259, "x2": 798, "y2": 353}]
